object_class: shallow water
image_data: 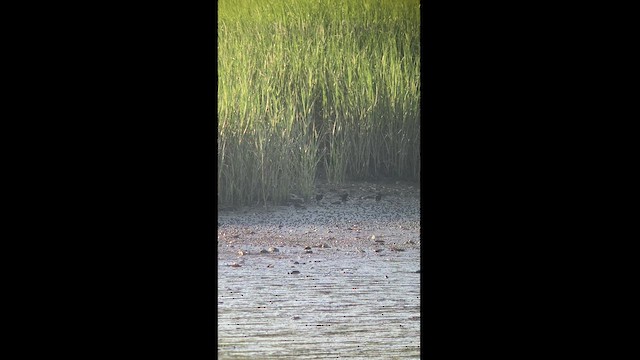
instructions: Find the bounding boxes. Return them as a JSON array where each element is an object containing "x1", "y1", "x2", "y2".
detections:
[
  {"x1": 218, "y1": 181, "x2": 421, "y2": 358},
  {"x1": 218, "y1": 246, "x2": 421, "y2": 359}
]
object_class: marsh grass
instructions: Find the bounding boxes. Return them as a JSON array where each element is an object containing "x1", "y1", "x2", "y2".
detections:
[{"x1": 218, "y1": 0, "x2": 420, "y2": 206}]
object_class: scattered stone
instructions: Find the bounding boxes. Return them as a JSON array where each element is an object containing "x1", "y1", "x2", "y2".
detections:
[
  {"x1": 304, "y1": 246, "x2": 311, "y2": 250},
  {"x1": 290, "y1": 270, "x2": 300, "y2": 275},
  {"x1": 390, "y1": 246, "x2": 405, "y2": 252},
  {"x1": 268, "y1": 247, "x2": 279, "y2": 253},
  {"x1": 304, "y1": 249, "x2": 313, "y2": 254},
  {"x1": 260, "y1": 249, "x2": 269, "y2": 254},
  {"x1": 237, "y1": 250, "x2": 248, "y2": 256},
  {"x1": 229, "y1": 263, "x2": 241, "y2": 267},
  {"x1": 374, "y1": 248, "x2": 384, "y2": 253}
]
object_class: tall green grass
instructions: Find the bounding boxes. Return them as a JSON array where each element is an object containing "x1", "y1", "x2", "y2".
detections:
[{"x1": 218, "y1": 0, "x2": 420, "y2": 206}]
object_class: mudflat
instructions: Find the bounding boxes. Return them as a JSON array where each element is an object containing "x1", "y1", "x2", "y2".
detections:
[
  {"x1": 217, "y1": 180, "x2": 420, "y2": 254},
  {"x1": 218, "y1": 180, "x2": 421, "y2": 358}
]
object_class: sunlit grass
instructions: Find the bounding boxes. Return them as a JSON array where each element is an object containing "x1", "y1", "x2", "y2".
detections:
[{"x1": 218, "y1": 0, "x2": 420, "y2": 206}]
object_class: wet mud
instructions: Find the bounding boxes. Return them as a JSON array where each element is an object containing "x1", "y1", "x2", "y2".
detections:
[{"x1": 218, "y1": 180, "x2": 421, "y2": 359}]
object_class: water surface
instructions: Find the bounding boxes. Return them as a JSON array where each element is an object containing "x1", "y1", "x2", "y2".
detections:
[{"x1": 218, "y1": 246, "x2": 420, "y2": 359}]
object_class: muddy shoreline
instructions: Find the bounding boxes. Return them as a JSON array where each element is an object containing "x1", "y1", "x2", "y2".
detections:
[
  {"x1": 218, "y1": 180, "x2": 421, "y2": 358},
  {"x1": 217, "y1": 180, "x2": 421, "y2": 254}
]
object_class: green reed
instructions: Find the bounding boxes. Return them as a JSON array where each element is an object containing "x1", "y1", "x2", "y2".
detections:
[{"x1": 218, "y1": 0, "x2": 420, "y2": 206}]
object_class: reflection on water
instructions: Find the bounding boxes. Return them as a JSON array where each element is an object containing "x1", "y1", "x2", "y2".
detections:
[{"x1": 218, "y1": 246, "x2": 421, "y2": 359}]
